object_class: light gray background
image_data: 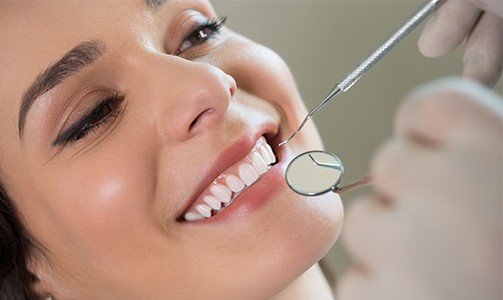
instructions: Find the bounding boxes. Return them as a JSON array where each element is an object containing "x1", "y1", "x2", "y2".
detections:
[{"x1": 212, "y1": 0, "x2": 502, "y2": 276}]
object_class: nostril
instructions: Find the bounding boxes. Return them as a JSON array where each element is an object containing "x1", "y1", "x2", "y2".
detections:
[
  {"x1": 189, "y1": 108, "x2": 214, "y2": 132},
  {"x1": 227, "y1": 74, "x2": 237, "y2": 97},
  {"x1": 189, "y1": 117, "x2": 198, "y2": 131}
]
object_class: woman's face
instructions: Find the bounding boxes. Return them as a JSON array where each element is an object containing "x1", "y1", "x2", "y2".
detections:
[{"x1": 0, "y1": 1, "x2": 342, "y2": 298}]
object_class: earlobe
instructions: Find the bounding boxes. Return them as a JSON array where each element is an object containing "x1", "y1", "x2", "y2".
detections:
[
  {"x1": 26, "y1": 250, "x2": 82, "y2": 299},
  {"x1": 26, "y1": 252, "x2": 59, "y2": 299},
  {"x1": 26, "y1": 253, "x2": 50, "y2": 296}
]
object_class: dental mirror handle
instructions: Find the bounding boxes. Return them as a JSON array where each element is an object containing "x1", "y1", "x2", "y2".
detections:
[
  {"x1": 279, "y1": 0, "x2": 445, "y2": 147},
  {"x1": 334, "y1": 175, "x2": 373, "y2": 194}
]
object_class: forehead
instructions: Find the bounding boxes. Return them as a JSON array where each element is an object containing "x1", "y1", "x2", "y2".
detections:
[
  {"x1": 0, "y1": 1, "x2": 162, "y2": 149},
  {"x1": 0, "y1": 1, "x2": 146, "y2": 90},
  {"x1": 0, "y1": 0, "x2": 214, "y2": 151}
]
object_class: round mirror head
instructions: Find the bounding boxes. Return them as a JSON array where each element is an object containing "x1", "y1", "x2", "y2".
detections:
[{"x1": 286, "y1": 150, "x2": 344, "y2": 196}]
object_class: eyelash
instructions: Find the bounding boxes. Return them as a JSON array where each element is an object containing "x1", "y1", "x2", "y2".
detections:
[
  {"x1": 175, "y1": 16, "x2": 227, "y2": 55},
  {"x1": 54, "y1": 93, "x2": 124, "y2": 146},
  {"x1": 55, "y1": 16, "x2": 227, "y2": 147}
]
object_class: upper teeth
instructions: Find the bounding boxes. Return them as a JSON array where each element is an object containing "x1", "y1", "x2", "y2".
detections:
[
  {"x1": 225, "y1": 175, "x2": 245, "y2": 193},
  {"x1": 183, "y1": 136, "x2": 276, "y2": 222},
  {"x1": 238, "y1": 163, "x2": 259, "y2": 185}
]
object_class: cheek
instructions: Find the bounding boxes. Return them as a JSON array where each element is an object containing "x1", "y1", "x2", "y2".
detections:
[
  {"x1": 47, "y1": 148, "x2": 158, "y2": 259},
  {"x1": 233, "y1": 44, "x2": 297, "y2": 100},
  {"x1": 214, "y1": 34, "x2": 308, "y2": 118},
  {"x1": 211, "y1": 34, "x2": 323, "y2": 148}
]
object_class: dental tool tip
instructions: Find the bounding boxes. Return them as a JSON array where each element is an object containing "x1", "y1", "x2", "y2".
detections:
[
  {"x1": 278, "y1": 130, "x2": 296, "y2": 147},
  {"x1": 278, "y1": 129, "x2": 299, "y2": 147},
  {"x1": 278, "y1": 140, "x2": 288, "y2": 147},
  {"x1": 278, "y1": 115, "x2": 312, "y2": 147}
]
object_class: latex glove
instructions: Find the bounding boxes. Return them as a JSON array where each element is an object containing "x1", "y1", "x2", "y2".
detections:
[
  {"x1": 337, "y1": 78, "x2": 503, "y2": 300},
  {"x1": 418, "y1": 0, "x2": 503, "y2": 87}
]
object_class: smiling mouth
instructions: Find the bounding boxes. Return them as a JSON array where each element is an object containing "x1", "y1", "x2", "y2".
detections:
[{"x1": 180, "y1": 136, "x2": 278, "y2": 222}]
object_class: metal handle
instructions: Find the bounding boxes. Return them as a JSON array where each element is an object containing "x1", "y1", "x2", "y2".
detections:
[{"x1": 337, "y1": 0, "x2": 445, "y2": 92}]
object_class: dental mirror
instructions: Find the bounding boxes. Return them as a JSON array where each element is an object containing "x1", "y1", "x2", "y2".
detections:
[
  {"x1": 286, "y1": 150, "x2": 344, "y2": 196},
  {"x1": 286, "y1": 150, "x2": 372, "y2": 196}
]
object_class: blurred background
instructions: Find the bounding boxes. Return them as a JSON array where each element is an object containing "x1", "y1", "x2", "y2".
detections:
[{"x1": 213, "y1": 0, "x2": 502, "y2": 280}]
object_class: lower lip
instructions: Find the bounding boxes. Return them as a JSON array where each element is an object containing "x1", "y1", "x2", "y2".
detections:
[{"x1": 187, "y1": 144, "x2": 290, "y2": 224}]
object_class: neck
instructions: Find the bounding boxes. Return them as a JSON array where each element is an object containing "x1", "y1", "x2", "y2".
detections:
[{"x1": 271, "y1": 263, "x2": 334, "y2": 300}]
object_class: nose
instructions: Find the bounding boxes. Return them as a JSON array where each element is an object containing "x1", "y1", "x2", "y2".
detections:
[{"x1": 142, "y1": 55, "x2": 237, "y2": 142}]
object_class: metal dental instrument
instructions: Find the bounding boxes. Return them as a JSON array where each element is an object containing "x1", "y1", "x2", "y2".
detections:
[
  {"x1": 309, "y1": 154, "x2": 343, "y2": 171},
  {"x1": 278, "y1": 0, "x2": 445, "y2": 147},
  {"x1": 286, "y1": 150, "x2": 373, "y2": 196}
]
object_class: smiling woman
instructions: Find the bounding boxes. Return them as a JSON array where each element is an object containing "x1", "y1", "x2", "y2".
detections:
[{"x1": 0, "y1": 0, "x2": 342, "y2": 299}]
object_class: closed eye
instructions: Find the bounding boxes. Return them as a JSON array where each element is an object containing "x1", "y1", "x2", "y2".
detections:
[{"x1": 53, "y1": 93, "x2": 125, "y2": 146}]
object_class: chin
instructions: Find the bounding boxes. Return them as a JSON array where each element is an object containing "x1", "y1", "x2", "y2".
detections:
[
  {"x1": 263, "y1": 191, "x2": 344, "y2": 296},
  {"x1": 177, "y1": 164, "x2": 343, "y2": 299},
  {"x1": 217, "y1": 186, "x2": 343, "y2": 299},
  {"x1": 170, "y1": 123, "x2": 343, "y2": 297},
  {"x1": 248, "y1": 137, "x2": 343, "y2": 297}
]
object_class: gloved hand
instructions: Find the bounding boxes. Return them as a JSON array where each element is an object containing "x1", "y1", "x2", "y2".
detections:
[
  {"x1": 418, "y1": 0, "x2": 503, "y2": 87},
  {"x1": 337, "y1": 78, "x2": 503, "y2": 300}
]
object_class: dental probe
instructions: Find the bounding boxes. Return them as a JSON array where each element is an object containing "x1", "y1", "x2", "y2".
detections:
[{"x1": 279, "y1": 0, "x2": 445, "y2": 147}]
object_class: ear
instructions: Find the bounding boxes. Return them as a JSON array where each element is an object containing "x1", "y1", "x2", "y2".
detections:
[
  {"x1": 26, "y1": 250, "x2": 81, "y2": 299},
  {"x1": 26, "y1": 252, "x2": 56, "y2": 297}
]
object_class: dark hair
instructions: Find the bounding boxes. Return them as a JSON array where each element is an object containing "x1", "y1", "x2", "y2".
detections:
[{"x1": 0, "y1": 184, "x2": 38, "y2": 299}]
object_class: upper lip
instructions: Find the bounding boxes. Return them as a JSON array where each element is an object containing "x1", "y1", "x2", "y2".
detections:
[{"x1": 177, "y1": 123, "x2": 280, "y2": 219}]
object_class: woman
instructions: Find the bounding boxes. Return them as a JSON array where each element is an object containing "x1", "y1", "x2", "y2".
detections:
[
  {"x1": 0, "y1": 0, "x2": 342, "y2": 298},
  {"x1": 0, "y1": 0, "x2": 501, "y2": 299}
]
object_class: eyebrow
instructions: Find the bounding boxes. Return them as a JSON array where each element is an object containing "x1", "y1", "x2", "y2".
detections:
[
  {"x1": 18, "y1": 40, "x2": 106, "y2": 139},
  {"x1": 144, "y1": 0, "x2": 169, "y2": 11}
]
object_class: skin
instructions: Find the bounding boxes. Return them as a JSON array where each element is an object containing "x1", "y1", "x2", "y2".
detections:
[
  {"x1": 339, "y1": 0, "x2": 503, "y2": 298},
  {"x1": 0, "y1": 1, "x2": 342, "y2": 299}
]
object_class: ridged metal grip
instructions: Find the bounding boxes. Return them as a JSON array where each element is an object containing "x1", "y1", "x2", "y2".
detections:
[
  {"x1": 279, "y1": 0, "x2": 445, "y2": 147},
  {"x1": 338, "y1": 0, "x2": 445, "y2": 92}
]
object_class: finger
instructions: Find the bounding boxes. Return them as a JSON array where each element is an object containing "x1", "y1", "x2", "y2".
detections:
[
  {"x1": 337, "y1": 266, "x2": 372, "y2": 300},
  {"x1": 342, "y1": 195, "x2": 398, "y2": 270},
  {"x1": 463, "y1": 12, "x2": 503, "y2": 87},
  {"x1": 418, "y1": 0, "x2": 481, "y2": 58},
  {"x1": 338, "y1": 266, "x2": 438, "y2": 300},
  {"x1": 469, "y1": 0, "x2": 503, "y2": 18},
  {"x1": 394, "y1": 78, "x2": 503, "y2": 149},
  {"x1": 373, "y1": 139, "x2": 475, "y2": 210},
  {"x1": 374, "y1": 125, "x2": 502, "y2": 226},
  {"x1": 371, "y1": 137, "x2": 439, "y2": 202}
]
